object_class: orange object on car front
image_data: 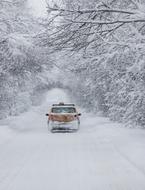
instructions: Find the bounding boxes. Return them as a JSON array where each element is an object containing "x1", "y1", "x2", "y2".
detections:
[{"x1": 49, "y1": 114, "x2": 76, "y2": 122}]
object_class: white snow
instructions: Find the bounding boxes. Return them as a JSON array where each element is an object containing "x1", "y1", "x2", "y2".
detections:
[
  {"x1": 0, "y1": 88, "x2": 145, "y2": 190},
  {"x1": 27, "y1": 0, "x2": 47, "y2": 18}
]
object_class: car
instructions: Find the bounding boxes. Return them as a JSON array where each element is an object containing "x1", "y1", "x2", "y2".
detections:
[{"x1": 45, "y1": 103, "x2": 81, "y2": 133}]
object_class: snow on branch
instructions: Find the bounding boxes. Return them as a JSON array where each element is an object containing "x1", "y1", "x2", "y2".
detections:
[
  {"x1": 66, "y1": 19, "x2": 145, "y2": 25},
  {"x1": 42, "y1": 0, "x2": 145, "y2": 53},
  {"x1": 48, "y1": 6, "x2": 135, "y2": 15}
]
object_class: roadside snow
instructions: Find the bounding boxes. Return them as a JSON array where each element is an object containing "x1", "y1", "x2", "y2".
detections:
[{"x1": 0, "y1": 88, "x2": 145, "y2": 190}]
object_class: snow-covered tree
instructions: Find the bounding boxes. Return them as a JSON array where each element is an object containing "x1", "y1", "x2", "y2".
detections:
[
  {"x1": 0, "y1": 0, "x2": 54, "y2": 118},
  {"x1": 42, "y1": 0, "x2": 145, "y2": 127}
]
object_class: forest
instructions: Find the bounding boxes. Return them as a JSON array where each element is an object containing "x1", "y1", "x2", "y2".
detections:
[{"x1": 0, "y1": 0, "x2": 145, "y2": 127}]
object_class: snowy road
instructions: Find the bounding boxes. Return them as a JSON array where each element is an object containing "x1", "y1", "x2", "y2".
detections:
[{"x1": 0, "y1": 89, "x2": 145, "y2": 190}]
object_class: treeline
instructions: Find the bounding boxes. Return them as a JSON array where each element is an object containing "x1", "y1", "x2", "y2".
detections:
[
  {"x1": 42, "y1": 0, "x2": 145, "y2": 127},
  {"x1": 0, "y1": 0, "x2": 54, "y2": 119}
]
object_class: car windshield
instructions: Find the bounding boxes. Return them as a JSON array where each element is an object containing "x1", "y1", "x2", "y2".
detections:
[{"x1": 52, "y1": 107, "x2": 76, "y2": 113}]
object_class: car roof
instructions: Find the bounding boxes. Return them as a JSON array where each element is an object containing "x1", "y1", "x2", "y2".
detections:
[{"x1": 52, "y1": 103, "x2": 75, "y2": 107}]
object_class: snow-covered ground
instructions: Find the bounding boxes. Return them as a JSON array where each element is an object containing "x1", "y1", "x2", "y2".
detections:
[{"x1": 0, "y1": 88, "x2": 145, "y2": 190}]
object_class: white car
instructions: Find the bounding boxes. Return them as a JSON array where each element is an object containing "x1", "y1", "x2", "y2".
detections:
[{"x1": 46, "y1": 103, "x2": 81, "y2": 133}]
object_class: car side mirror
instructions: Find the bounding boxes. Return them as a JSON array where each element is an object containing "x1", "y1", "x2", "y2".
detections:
[
  {"x1": 78, "y1": 113, "x2": 81, "y2": 116},
  {"x1": 45, "y1": 113, "x2": 49, "y2": 116}
]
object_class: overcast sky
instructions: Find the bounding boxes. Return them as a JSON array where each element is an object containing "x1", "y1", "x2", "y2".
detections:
[{"x1": 27, "y1": 0, "x2": 47, "y2": 17}]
